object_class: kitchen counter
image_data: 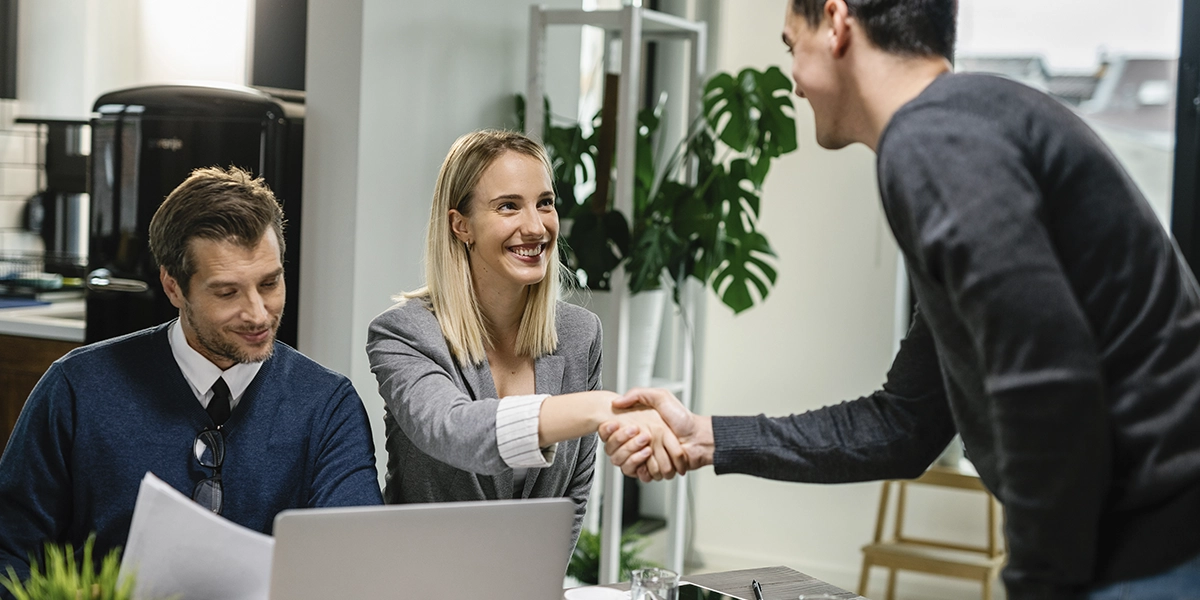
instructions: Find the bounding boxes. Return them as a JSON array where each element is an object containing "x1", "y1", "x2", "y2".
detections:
[{"x1": 0, "y1": 300, "x2": 85, "y2": 342}]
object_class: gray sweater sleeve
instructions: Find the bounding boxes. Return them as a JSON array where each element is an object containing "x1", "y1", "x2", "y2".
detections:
[
  {"x1": 711, "y1": 310, "x2": 957, "y2": 482},
  {"x1": 367, "y1": 300, "x2": 510, "y2": 475}
]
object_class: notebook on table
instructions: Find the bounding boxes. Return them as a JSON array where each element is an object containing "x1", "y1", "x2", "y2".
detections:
[{"x1": 268, "y1": 497, "x2": 576, "y2": 600}]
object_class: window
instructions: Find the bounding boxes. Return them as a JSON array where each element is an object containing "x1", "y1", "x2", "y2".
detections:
[{"x1": 956, "y1": 0, "x2": 1183, "y2": 228}]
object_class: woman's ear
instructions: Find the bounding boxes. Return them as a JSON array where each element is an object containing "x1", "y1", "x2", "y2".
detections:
[{"x1": 448, "y1": 209, "x2": 472, "y2": 244}]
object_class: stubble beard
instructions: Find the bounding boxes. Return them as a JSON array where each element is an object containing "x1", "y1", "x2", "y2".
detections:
[{"x1": 184, "y1": 301, "x2": 281, "y2": 365}]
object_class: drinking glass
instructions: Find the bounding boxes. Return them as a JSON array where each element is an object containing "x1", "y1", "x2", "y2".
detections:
[{"x1": 631, "y1": 568, "x2": 679, "y2": 600}]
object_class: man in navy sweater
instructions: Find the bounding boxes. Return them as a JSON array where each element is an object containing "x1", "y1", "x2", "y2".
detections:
[
  {"x1": 0, "y1": 166, "x2": 383, "y2": 583},
  {"x1": 601, "y1": 1, "x2": 1200, "y2": 598}
]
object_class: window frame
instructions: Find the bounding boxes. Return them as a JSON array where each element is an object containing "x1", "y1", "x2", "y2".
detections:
[{"x1": 1170, "y1": 0, "x2": 1200, "y2": 271}]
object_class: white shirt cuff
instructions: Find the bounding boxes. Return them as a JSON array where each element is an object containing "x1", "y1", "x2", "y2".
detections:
[{"x1": 496, "y1": 394, "x2": 556, "y2": 469}]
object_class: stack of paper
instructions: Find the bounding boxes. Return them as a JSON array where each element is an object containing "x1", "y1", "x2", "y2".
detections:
[{"x1": 119, "y1": 473, "x2": 274, "y2": 600}]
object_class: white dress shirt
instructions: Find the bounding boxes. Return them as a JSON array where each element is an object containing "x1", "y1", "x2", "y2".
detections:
[
  {"x1": 168, "y1": 319, "x2": 263, "y2": 410},
  {"x1": 496, "y1": 394, "x2": 558, "y2": 496}
]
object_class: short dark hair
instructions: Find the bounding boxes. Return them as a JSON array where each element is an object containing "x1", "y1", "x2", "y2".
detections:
[
  {"x1": 792, "y1": 0, "x2": 957, "y2": 62},
  {"x1": 149, "y1": 166, "x2": 286, "y2": 296}
]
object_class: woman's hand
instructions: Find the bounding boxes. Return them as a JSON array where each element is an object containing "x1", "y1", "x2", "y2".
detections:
[
  {"x1": 600, "y1": 403, "x2": 687, "y2": 482},
  {"x1": 599, "y1": 388, "x2": 714, "y2": 480}
]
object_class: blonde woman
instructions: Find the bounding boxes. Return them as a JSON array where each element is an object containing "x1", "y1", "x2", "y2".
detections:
[{"x1": 367, "y1": 130, "x2": 679, "y2": 547}]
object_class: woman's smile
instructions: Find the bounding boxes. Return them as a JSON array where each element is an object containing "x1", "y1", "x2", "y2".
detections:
[{"x1": 509, "y1": 242, "x2": 546, "y2": 262}]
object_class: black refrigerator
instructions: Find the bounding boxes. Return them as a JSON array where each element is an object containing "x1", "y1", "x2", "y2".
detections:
[{"x1": 85, "y1": 84, "x2": 305, "y2": 346}]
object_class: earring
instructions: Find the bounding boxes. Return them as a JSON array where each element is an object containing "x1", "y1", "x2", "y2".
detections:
[{"x1": 465, "y1": 240, "x2": 474, "y2": 252}]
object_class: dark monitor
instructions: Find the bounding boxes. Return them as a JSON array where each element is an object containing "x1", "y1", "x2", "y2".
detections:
[{"x1": 249, "y1": 0, "x2": 307, "y2": 91}]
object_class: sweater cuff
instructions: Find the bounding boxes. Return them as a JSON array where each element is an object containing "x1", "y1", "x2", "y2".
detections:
[
  {"x1": 710, "y1": 415, "x2": 762, "y2": 475},
  {"x1": 496, "y1": 394, "x2": 556, "y2": 468},
  {"x1": 1002, "y1": 580, "x2": 1086, "y2": 600}
]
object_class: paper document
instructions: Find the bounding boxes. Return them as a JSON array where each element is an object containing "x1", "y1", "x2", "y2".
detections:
[{"x1": 119, "y1": 472, "x2": 274, "y2": 600}]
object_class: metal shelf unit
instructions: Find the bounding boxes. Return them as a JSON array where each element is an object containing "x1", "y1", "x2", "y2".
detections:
[{"x1": 525, "y1": 4, "x2": 707, "y2": 585}]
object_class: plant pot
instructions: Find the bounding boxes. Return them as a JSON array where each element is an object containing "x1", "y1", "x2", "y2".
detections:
[
  {"x1": 565, "y1": 287, "x2": 667, "y2": 392},
  {"x1": 626, "y1": 289, "x2": 667, "y2": 389}
]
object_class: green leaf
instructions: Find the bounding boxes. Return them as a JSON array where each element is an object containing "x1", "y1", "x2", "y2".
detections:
[
  {"x1": 547, "y1": 123, "x2": 595, "y2": 217},
  {"x1": 511, "y1": 94, "x2": 552, "y2": 141},
  {"x1": 0, "y1": 534, "x2": 143, "y2": 600},
  {"x1": 513, "y1": 94, "x2": 525, "y2": 130},
  {"x1": 566, "y1": 208, "x2": 630, "y2": 290},
  {"x1": 517, "y1": 69, "x2": 795, "y2": 311},
  {"x1": 710, "y1": 231, "x2": 779, "y2": 314},
  {"x1": 626, "y1": 182, "x2": 687, "y2": 294},
  {"x1": 603, "y1": 210, "x2": 632, "y2": 256},
  {"x1": 567, "y1": 527, "x2": 662, "y2": 585},
  {"x1": 757, "y1": 66, "x2": 799, "y2": 158},
  {"x1": 703, "y1": 66, "x2": 797, "y2": 159},
  {"x1": 634, "y1": 105, "x2": 662, "y2": 217},
  {"x1": 626, "y1": 226, "x2": 671, "y2": 293},
  {"x1": 747, "y1": 153, "x2": 771, "y2": 189},
  {"x1": 725, "y1": 159, "x2": 762, "y2": 223},
  {"x1": 689, "y1": 127, "x2": 717, "y2": 169},
  {"x1": 549, "y1": 123, "x2": 594, "y2": 187},
  {"x1": 703, "y1": 72, "x2": 753, "y2": 151}
]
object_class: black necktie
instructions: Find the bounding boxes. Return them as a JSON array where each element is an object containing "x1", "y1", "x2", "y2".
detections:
[{"x1": 207, "y1": 377, "x2": 231, "y2": 426}]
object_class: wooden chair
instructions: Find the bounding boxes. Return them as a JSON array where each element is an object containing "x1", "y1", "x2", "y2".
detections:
[{"x1": 857, "y1": 464, "x2": 1007, "y2": 600}]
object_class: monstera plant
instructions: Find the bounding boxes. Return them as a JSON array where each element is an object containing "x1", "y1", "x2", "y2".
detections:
[{"x1": 519, "y1": 65, "x2": 797, "y2": 314}]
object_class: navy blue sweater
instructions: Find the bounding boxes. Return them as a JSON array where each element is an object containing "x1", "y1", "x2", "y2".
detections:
[{"x1": 0, "y1": 323, "x2": 383, "y2": 582}]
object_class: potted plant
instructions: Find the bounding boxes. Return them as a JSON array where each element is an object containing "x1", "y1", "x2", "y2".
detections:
[
  {"x1": 566, "y1": 526, "x2": 660, "y2": 586},
  {"x1": 518, "y1": 65, "x2": 798, "y2": 314},
  {"x1": 0, "y1": 535, "x2": 140, "y2": 600}
]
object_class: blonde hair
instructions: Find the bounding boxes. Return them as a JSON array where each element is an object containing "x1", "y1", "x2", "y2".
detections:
[{"x1": 405, "y1": 129, "x2": 561, "y2": 365}]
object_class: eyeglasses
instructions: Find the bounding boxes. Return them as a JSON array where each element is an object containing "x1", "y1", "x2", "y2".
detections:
[{"x1": 192, "y1": 428, "x2": 225, "y2": 515}]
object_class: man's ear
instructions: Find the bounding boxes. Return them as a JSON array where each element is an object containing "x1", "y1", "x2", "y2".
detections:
[
  {"x1": 448, "y1": 209, "x2": 472, "y2": 245},
  {"x1": 161, "y1": 266, "x2": 186, "y2": 310},
  {"x1": 826, "y1": 0, "x2": 853, "y2": 57}
]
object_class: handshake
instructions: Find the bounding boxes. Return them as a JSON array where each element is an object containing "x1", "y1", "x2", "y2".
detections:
[{"x1": 597, "y1": 388, "x2": 716, "y2": 483}]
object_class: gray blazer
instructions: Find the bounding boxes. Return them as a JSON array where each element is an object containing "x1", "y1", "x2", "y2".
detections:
[{"x1": 366, "y1": 297, "x2": 602, "y2": 546}]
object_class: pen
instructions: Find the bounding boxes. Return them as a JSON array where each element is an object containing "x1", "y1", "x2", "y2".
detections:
[{"x1": 752, "y1": 579, "x2": 765, "y2": 600}]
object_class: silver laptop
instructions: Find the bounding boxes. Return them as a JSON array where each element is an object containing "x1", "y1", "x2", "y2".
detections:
[{"x1": 269, "y1": 498, "x2": 576, "y2": 600}]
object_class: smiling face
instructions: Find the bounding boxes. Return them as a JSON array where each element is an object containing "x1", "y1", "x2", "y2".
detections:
[
  {"x1": 783, "y1": 3, "x2": 853, "y2": 149},
  {"x1": 450, "y1": 151, "x2": 558, "y2": 300},
  {"x1": 162, "y1": 230, "x2": 285, "y2": 369}
]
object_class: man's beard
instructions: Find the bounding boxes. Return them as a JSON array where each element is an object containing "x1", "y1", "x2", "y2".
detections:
[{"x1": 184, "y1": 301, "x2": 282, "y2": 365}]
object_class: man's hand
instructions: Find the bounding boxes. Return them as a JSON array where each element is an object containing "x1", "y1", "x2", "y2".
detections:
[
  {"x1": 600, "y1": 405, "x2": 685, "y2": 482},
  {"x1": 599, "y1": 388, "x2": 715, "y2": 480}
]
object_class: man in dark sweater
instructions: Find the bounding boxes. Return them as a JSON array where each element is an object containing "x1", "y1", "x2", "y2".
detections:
[
  {"x1": 0, "y1": 167, "x2": 383, "y2": 584},
  {"x1": 601, "y1": 1, "x2": 1200, "y2": 598}
]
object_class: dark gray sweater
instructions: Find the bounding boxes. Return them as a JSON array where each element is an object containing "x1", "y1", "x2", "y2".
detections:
[{"x1": 712, "y1": 73, "x2": 1200, "y2": 599}]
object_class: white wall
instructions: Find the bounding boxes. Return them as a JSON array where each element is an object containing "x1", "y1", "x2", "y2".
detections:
[
  {"x1": 135, "y1": 0, "x2": 249, "y2": 85},
  {"x1": 301, "y1": 0, "x2": 581, "y2": 483},
  {"x1": 16, "y1": 0, "x2": 94, "y2": 118},
  {"x1": 15, "y1": 0, "x2": 247, "y2": 120},
  {"x1": 689, "y1": 2, "x2": 987, "y2": 598}
]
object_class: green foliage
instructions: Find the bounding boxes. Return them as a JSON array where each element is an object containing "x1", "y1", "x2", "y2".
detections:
[
  {"x1": 0, "y1": 535, "x2": 137, "y2": 600},
  {"x1": 703, "y1": 66, "x2": 798, "y2": 175},
  {"x1": 567, "y1": 527, "x2": 661, "y2": 585},
  {"x1": 517, "y1": 64, "x2": 798, "y2": 313}
]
